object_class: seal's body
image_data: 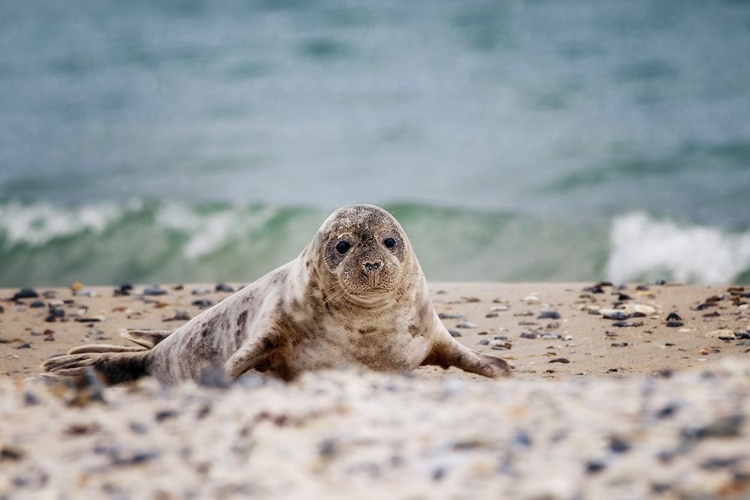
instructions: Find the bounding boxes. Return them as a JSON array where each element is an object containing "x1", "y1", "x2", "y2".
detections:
[{"x1": 43, "y1": 205, "x2": 511, "y2": 384}]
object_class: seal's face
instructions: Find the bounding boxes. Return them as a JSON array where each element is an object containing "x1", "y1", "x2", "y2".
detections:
[{"x1": 319, "y1": 205, "x2": 409, "y2": 303}]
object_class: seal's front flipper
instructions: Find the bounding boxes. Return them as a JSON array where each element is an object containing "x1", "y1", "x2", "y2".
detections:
[
  {"x1": 224, "y1": 330, "x2": 283, "y2": 381},
  {"x1": 42, "y1": 350, "x2": 150, "y2": 385},
  {"x1": 421, "y1": 335, "x2": 512, "y2": 379}
]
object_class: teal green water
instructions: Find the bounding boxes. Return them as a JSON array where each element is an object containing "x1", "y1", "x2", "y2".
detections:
[{"x1": 1, "y1": 1, "x2": 749, "y2": 286}]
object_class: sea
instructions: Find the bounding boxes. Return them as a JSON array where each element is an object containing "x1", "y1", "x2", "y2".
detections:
[{"x1": 1, "y1": 0, "x2": 749, "y2": 287}]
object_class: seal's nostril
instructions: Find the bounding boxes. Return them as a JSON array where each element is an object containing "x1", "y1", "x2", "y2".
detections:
[{"x1": 363, "y1": 261, "x2": 382, "y2": 272}]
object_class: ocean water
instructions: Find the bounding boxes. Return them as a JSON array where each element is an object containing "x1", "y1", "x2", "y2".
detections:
[{"x1": 1, "y1": 0, "x2": 749, "y2": 287}]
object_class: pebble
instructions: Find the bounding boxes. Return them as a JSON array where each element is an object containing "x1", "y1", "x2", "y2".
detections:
[
  {"x1": 192, "y1": 288, "x2": 212, "y2": 295},
  {"x1": 454, "y1": 321, "x2": 477, "y2": 329},
  {"x1": 143, "y1": 286, "x2": 168, "y2": 296},
  {"x1": 705, "y1": 329, "x2": 736, "y2": 340},
  {"x1": 666, "y1": 312, "x2": 682, "y2": 322},
  {"x1": 192, "y1": 299, "x2": 215, "y2": 309},
  {"x1": 448, "y1": 330, "x2": 462, "y2": 337},
  {"x1": 438, "y1": 312, "x2": 466, "y2": 320},
  {"x1": 523, "y1": 295, "x2": 540, "y2": 304},
  {"x1": 583, "y1": 284, "x2": 605, "y2": 294},
  {"x1": 215, "y1": 283, "x2": 235, "y2": 293},
  {"x1": 549, "y1": 358, "x2": 570, "y2": 364},
  {"x1": 114, "y1": 284, "x2": 133, "y2": 296},
  {"x1": 542, "y1": 333, "x2": 560, "y2": 340},
  {"x1": 666, "y1": 321, "x2": 684, "y2": 328},
  {"x1": 485, "y1": 313, "x2": 498, "y2": 318},
  {"x1": 519, "y1": 332, "x2": 540, "y2": 340},
  {"x1": 537, "y1": 311, "x2": 561, "y2": 320},
  {"x1": 13, "y1": 288, "x2": 39, "y2": 300},
  {"x1": 621, "y1": 304, "x2": 656, "y2": 316},
  {"x1": 600, "y1": 309, "x2": 628, "y2": 320},
  {"x1": 461, "y1": 297, "x2": 481, "y2": 303},
  {"x1": 29, "y1": 300, "x2": 45, "y2": 308},
  {"x1": 16, "y1": 343, "x2": 32, "y2": 349},
  {"x1": 611, "y1": 342, "x2": 630, "y2": 347},
  {"x1": 164, "y1": 310, "x2": 192, "y2": 321},
  {"x1": 478, "y1": 339, "x2": 490, "y2": 346},
  {"x1": 489, "y1": 305, "x2": 510, "y2": 312}
]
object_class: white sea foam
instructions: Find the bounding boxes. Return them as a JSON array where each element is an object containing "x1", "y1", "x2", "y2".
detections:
[
  {"x1": 607, "y1": 212, "x2": 750, "y2": 284},
  {"x1": 0, "y1": 200, "x2": 141, "y2": 247},
  {"x1": 155, "y1": 202, "x2": 277, "y2": 260}
]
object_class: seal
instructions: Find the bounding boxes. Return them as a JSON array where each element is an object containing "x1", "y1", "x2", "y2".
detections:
[{"x1": 43, "y1": 205, "x2": 512, "y2": 385}]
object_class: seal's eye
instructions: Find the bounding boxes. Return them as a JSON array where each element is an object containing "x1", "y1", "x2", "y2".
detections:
[
  {"x1": 383, "y1": 238, "x2": 396, "y2": 249},
  {"x1": 335, "y1": 241, "x2": 351, "y2": 255}
]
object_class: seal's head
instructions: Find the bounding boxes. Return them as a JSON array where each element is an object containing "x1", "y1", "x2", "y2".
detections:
[{"x1": 315, "y1": 205, "x2": 412, "y2": 305}]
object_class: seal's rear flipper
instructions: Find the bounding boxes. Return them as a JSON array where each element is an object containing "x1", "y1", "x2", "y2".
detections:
[
  {"x1": 121, "y1": 329, "x2": 174, "y2": 349},
  {"x1": 421, "y1": 337, "x2": 512, "y2": 379},
  {"x1": 42, "y1": 351, "x2": 150, "y2": 385}
]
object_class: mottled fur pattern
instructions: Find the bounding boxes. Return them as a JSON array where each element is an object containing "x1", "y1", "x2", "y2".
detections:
[{"x1": 43, "y1": 205, "x2": 512, "y2": 385}]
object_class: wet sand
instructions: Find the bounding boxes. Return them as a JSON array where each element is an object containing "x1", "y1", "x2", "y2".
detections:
[{"x1": 1, "y1": 282, "x2": 749, "y2": 499}]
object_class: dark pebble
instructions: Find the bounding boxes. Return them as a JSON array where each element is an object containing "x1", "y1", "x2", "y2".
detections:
[
  {"x1": 143, "y1": 286, "x2": 168, "y2": 296},
  {"x1": 629, "y1": 311, "x2": 647, "y2": 318},
  {"x1": 636, "y1": 284, "x2": 650, "y2": 291},
  {"x1": 514, "y1": 430, "x2": 533, "y2": 447},
  {"x1": 111, "y1": 449, "x2": 160, "y2": 466},
  {"x1": 319, "y1": 438, "x2": 339, "y2": 458},
  {"x1": 485, "y1": 313, "x2": 498, "y2": 318},
  {"x1": 736, "y1": 331, "x2": 750, "y2": 339},
  {"x1": 114, "y1": 284, "x2": 133, "y2": 297},
  {"x1": 155, "y1": 410, "x2": 179, "y2": 423},
  {"x1": 603, "y1": 311, "x2": 628, "y2": 321},
  {"x1": 666, "y1": 321, "x2": 684, "y2": 328},
  {"x1": 612, "y1": 321, "x2": 629, "y2": 328},
  {"x1": 0, "y1": 305, "x2": 4, "y2": 314},
  {"x1": 549, "y1": 358, "x2": 570, "y2": 364},
  {"x1": 609, "y1": 437, "x2": 631, "y2": 454},
  {"x1": 13, "y1": 288, "x2": 39, "y2": 300},
  {"x1": 701, "y1": 457, "x2": 740, "y2": 470},
  {"x1": 44, "y1": 336, "x2": 55, "y2": 342},
  {"x1": 432, "y1": 466, "x2": 447, "y2": 481},
  {"x1": 192, "y1": 299, "x2": 215, "y2": 309},
  {"x1": 537, "y1": 311, "x2": 561, "y2": 320},
  {"x1": 519, "y1": 332, "x2": 540, "y2": 339},
  {"x1": 585, "y1": 460, "x2": 607, "y2": 475},
  {"x1": 583, "y1": 285, "x2": 604, "y2": 294},
  {"x1": 448, "y1": 330, "x2": 462, "y2": 338},
  {"x1": 215, "y1": 283, "x2": 235, "y2": 293},
  {"x1": 0, "y1": 446, "x2": 24, "y2": 461},
  {"x1": 611, "y1": 342, "x2": 629, "y2": 347},
  {"x1": 617, "y1": 294, "x2": 632, "y2": 301},
  {"x1": 16, "y1": 343, "x2": 32, "y2": 349},
  {"x1": 29, "y1": 300, "x2": 45, "y2": 308},
  {"x1": 666, "y1": 312, "x2": 682, "y2": 321},
  {"x1": 655, "y1": 279, "x2": 667, "y2": 285},
  {"x1": 478, "y1": 340, "x2": 490, "y2": 346},
  {"x1": 438, "y1": 312, "x2": 465, "y2": 320}
]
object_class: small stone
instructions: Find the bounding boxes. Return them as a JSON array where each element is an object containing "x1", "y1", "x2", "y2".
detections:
[
  {"x1": 549, "y1": 358, "x2": 570, "y2": 364},
  {"x1": 143, "y1": 286, "x2": 168, "y2": 296},
  {"x1": 164, "y1": 310, "x2": 192, "y2": 322},
  {"x1": 462, "y1": 297, "x2": 481, "y2": 303},
  {"x1": 16, "y1": 343, "x2": 31, "y2": 349},
  {"x1": 611, "y1": 342, "x2": 629, "y2": 347},
  {"x1": 448, "y1": 330, "x2": 462, "y2": 337},
  {"x1": 438, "y1": 312, "x2": 466, "y2": 320},
  {"x1": 705, "y1": 329, "x2": 736, "y2": 340},
  {"x1": 666, "y1": 321, "x2": 684, "y2": 328},
  {"x1": 523, "y1": 295, "x2": 540, "y2": 304},
  {"x1": 666, "y1": 312, "x2": 682, "y2": 322},
  {"x1": 192, "y1": 289, "x2": 211, "y2": 295},
  {"x1": 601, "y1": 309, "x2": 627, "y2": 320},
  {"x1": 519, "y1": 332, "x2": 540, "y2": 339},
  {"x1": 29, "y1": 300, "x2": 45, "y2": 308},
  {"x1": 455, "y1": 321, "x2": 477, "y2": 329},
  {"x1": 192, "y1": 299, "x2": 215, "y2": 309},
  {"x1": 583, "y1": 285, "x2": 605, "y2": 294},
  {"x1": 542, "y1": 333, "x2": 560, "y2": 340},
  {"x1": 489, "y1": 305, "x2": 510, "y2": 312},
  {"x1": 621, "y1": 304, "x2": 656, "y2": 315},
  {"x1": 478, "y1": 339, "x2": 490, "y2": 346},
  {"x1": 13, "y1": 288, "x2": 39, "y2": 300},
  {"x1": 537, "y1": 311, "x2": 561, "y2": 320},
  {"x1": 563, "y1": 335, "x2": 573, "y2": 341},
  {"x1": 44, "y1": 336, "x2": 55, "y2": 342},
  {"x1": 215, "y1": 283, "x2": 235, "y2": 293},
  {"x1": 485, "y1": 313, "x2": 498, "y2": 318}
]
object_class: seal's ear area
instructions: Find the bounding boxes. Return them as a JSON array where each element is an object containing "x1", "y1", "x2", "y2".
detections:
[
  {"x1": 42, "y1": 351, "x2": 150, "y2": 386},
  {"x1": 224, "y1": 329, "x2": 284, "y2": 381},
  {"x1": 420, "y1": 337, "x2": 512, "y2": 379}
]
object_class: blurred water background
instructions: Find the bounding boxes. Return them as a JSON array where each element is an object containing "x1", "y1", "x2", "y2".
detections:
[{"x1": 1, "y1": 0, "x2": 749, "y2": 287}]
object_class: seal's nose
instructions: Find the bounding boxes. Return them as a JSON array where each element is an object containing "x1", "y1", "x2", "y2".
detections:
[{"x1": 363, "y1": 261, "x2": 382, "y2": 274}]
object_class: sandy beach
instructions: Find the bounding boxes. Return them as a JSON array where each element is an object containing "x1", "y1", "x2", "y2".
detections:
[{"x1": 1, "y1": 281, "x2": 749, "y2": 498}]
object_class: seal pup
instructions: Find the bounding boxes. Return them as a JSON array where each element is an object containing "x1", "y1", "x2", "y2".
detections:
[{"x1": 43, "y1": 205, "x2": 512, "y2": 385}]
